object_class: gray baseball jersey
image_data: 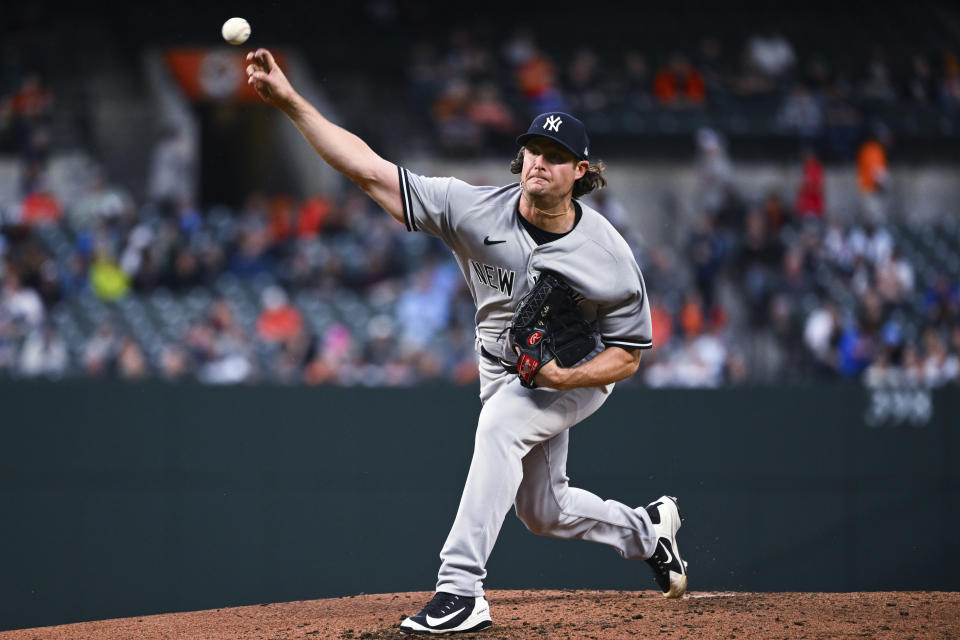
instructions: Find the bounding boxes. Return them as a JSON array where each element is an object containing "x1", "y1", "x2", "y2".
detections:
[
  {"x1": 397, "y1": 168, "x2": 653, "y2": 361},
  {"x1": 396, "y1": 166, "x2": 661, "y2": 599}
]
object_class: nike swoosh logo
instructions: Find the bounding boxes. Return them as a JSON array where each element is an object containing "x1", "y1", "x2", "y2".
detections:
[
  {"x1": 425, "y1": 607, "x2": 465, "y2": 626},
  {"x1": 484, "y1": 236, "x2": 506, "y2": 245},
  {"x1": 660, "y1": 539, "x2": 674, "y2": 566}
]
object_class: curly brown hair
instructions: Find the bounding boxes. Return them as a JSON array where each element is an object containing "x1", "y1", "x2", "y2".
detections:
[{"x1": 509, "y1": 147, "x2": 607, "y2": 199}]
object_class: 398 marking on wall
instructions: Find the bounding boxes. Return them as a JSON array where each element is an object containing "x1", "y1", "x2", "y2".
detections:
[{"x1": 865, "y1": 387, "x2": 933, "y2": 427}]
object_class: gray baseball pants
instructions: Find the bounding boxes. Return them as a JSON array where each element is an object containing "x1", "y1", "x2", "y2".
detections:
[{"x1": 436, "y1": 354, "x2": 658, "y2": 597}]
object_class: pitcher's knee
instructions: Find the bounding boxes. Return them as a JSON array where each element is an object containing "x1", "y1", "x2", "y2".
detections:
[
  {"x1": 515, "y1": 498, "x2": 562, "y2": 536},
  {"x1": 475, "y1": 415, "x2": 521, "y2": 451}
]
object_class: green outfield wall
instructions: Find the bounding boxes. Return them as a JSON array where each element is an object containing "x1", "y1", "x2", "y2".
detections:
[{"x1": 0, "y1": 382, "x2": 957, "y2": 631}]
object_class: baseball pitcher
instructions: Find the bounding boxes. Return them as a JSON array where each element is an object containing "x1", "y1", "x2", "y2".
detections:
[{"x1": 247, "y1": 48, "x2": 687, "y2": 635}]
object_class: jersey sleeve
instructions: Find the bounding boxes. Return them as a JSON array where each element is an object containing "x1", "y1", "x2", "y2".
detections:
[
  {"x1": 397, "y1": 166, "x2": 451, "y2": 237},
  {"x1": 597, "y1": 261, "x2": 653, "y2": 350},
  {"x1": 398, "y1": 166, "x2": 486, "y2": 244}
]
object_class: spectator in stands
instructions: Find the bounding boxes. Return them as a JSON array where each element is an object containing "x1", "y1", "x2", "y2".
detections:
[
  {"x1": 643, "y1": 246, "x2": 689, "y2": 310},
  {"x1": 856, "y1": 125, "x2": 892, "y2": 222},
  {"x1": 923, "y1": 273, "x2": 960, "y2": 327},
  {"x1": 19, "y1": 188, "x2": 62, "y2": 227},
  {"x1": 355, "y1": 314, "x2": 404, "y2": 386},
  {"x1": 468, "y1": 83, "x2": 517, "y2": 138},
  {"x1": 129, "y1": 244, "x2": 161, "y2": 294},
  {"x1": 307, "y1": 323, "x2": 354, "y2": 385},
  {"x1": 89, "y1": 247, "x2": 130, "y2": 302},
  {"x1": 445, "y1": 29, "x2": 494, "y2": 82},
  {"x1": 162, "y1": 246, "x2": 204, "y2": 291},
  {"x1": 875, "y1": 247, "x2": 915, "y2": 310},
  {"x1": 860, "y1": 48, "x2": 897, "y2": 104},
  {"x1": 565, "y1": 48, "x2": 608, "y2": 115},
  {"x1": 745, "y1": 27, "x2": 796, "y2": 80},
  {"x1": 159, "y1": 344, "x2": 191, "y2": 380},
  {"x1": 59, "y1": 251, "x2": 91, "y2": 298},
  {"x1": 949, "y1": 326, "x2": 960, "y2": 384},
  {"x1": 504, "y1": 30, "x2": 565, "y2": 113},
  {"x1": 116, "y1": 337, "x2": 148, "y2": 379},
  {"x1": 838, "y1": 320, "x2": 874, "y2": 379},
  {"x1": 273, "y1": 327, "x2": 318, "y2": 383},
  {"x1": 198, "y1": 238, "x2": 226, "y2": 286},
  {"x1": 736, "y1": 208, "x2": 784, "y2": 327},
  {"x1": 779, "y1": 247, "x2": 812, "y2": 302},
  {"x1": 192, "y1": 299, "x2": 253, "y2": 384},
  {"x1": 256, "y1": 285, "x2": 303, "y2": 343},
  {"x1": 678, "y1": 289, "x2": 706, "y2": 339},
  {"x1": 903, "y1": 54, "x2": 935, "y2": 103},
  {"x1": 407, "y1": 41, "x2": 442, "y2": 118},
  {"x1": 821, "y1": 87, "x2": 861, "y2": 160},
  {"x1": 696, "y1": 36, "x2": 731, "y2": 102},
  {"x1": 295, "y1": 195, "x2": 333, "y2": 239},
  {"x1": 0, "y1": 310, "x2": 17, "y2": 373},
  {"x1": 767, "y1": 292, "x2": 805, "y2": 378},
  {"x1": 762, "y1": 192, "x2": 790, "y2": 235},
  {"x1": 5, "y1": 74, "x2": 54, "y2": 178},
  {"x1": 69, "y1": 171, "x2": 134, "y2": 230},
  {"x1": 653, "y1": 54, "x2": 706, "y2": 107},
  {"x1": 693, "y1": 128, "x2": 735, "y2": 219},
  {"x1": 7, "y1": 74, "x2": 53, "y2": 124},
  {"x1": 939, "y1": 48, "x2": 960, "y2": 106},
  {"x1": 396, "y1": 261, "x2": 455, "y2": 350},
  {"x1": 266, "y1": 195, "x2": 294, "y2": 246},
  {"x1": 147, "y1": 125, "x2": 196, "y2": 214},
  {"x1": 649, "y1": 299, "x2": 674, "y2": 351},
  {"x1": 620, "y1": 51, "x2": 653, "y2": 112},
  {"x1": 228, "y1": 227, "x2": 272, "y2": 278},
  {"x1": 794, "y1": 150, "x2": 825, "y2": 219},
  {"x1": 17, "y1": 324, "x2": 67, "y2": 377},
  {"x1": 686, "y1": 215, "x2": 725, "y2": 311},
  {"x1": 432, "y1": 80, "x2": 484, "y2": 152},
  {"x1": 1, "y1": 269, "x2": 44, "y2": 332},
  {"x1": 643, "y1": 302, "x2": 730, "y2": 388},
  {"x1": 778, "y1": 84, "x2": 822, "y2": 142},
  {"x1": 921, "y1": 328, "x2": 959, "y2": 387},
  {"x1": 82, "y1": 323, "x2": 120, "y2": 376},
  {"x1": 804, "y1": 299, "x2": 841, "y2": 377},
  {"x1": 590, "y1": 190, "x2": 646, "y2": 263}
]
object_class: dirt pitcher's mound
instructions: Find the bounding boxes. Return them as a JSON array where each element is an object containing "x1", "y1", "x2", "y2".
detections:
[{"x1": 2, "y1": 590, "x2": 958, "y2": 640}]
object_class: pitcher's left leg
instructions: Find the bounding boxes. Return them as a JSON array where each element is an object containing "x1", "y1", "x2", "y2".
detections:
[{"x1": 515, "y1": 431, "x2": 657, "y2": 559}]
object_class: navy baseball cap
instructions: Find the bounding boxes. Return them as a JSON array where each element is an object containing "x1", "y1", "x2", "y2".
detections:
[{"x1": 516, "y1": 112, "x2": 590, "y2": 161}]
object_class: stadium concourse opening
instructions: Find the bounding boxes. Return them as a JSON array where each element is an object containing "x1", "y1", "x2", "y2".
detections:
[{"x1": 195, "y1": 103, "x2": 294, "y2": 208}]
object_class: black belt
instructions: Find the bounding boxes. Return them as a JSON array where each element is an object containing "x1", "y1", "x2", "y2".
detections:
[
  {"x1": 480, "y1": 346, "x2": 501, "y2": 363},
  {"x1": 481, "y1": 346, "x2": 518, "y2": 373}
]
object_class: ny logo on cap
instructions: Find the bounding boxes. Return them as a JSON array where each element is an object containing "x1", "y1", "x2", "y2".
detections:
[{"x1": 543, "y1": 115, "x2": 563, "y2": 132}]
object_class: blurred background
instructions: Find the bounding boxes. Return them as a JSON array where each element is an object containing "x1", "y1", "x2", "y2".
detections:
[
  {"x1": 2, "y1": 0, "x2": 958, "y2": 389},
  {"x1": 2, "y1": 0, "x2": 960, "y2": 632}
]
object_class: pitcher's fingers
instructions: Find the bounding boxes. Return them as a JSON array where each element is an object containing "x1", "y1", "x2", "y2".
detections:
[
  {"x1": 252, "y1": 49, "x2": 269, "y2": 70},
  {"x1": 260, "y1": 49, "x2": 277, "y2": 72}
]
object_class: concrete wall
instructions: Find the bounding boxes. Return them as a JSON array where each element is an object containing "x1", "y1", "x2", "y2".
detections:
[{"x1": 1, "y1": 382, "x2": 957, "y2": 630}]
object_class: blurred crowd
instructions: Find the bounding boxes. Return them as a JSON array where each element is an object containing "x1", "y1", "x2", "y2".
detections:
[
  {"x1": 407, "y1": 26, "x2": 960, "y2": 157},
  {"x1": 2, "y1": 57, "x2": 960, "y2": 388},
  {"x1": 636, "y1": 128, "x2": 960, "y2": 388}
]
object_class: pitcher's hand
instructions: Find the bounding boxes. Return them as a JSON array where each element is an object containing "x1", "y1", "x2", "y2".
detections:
[{"x1": 246, "y1": 48, "x2": 297, "y2": 111}]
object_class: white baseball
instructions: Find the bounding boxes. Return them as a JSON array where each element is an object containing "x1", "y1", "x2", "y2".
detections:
[{"x1": 221, "y1": 17, "x2": 251, "y2": 45}]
